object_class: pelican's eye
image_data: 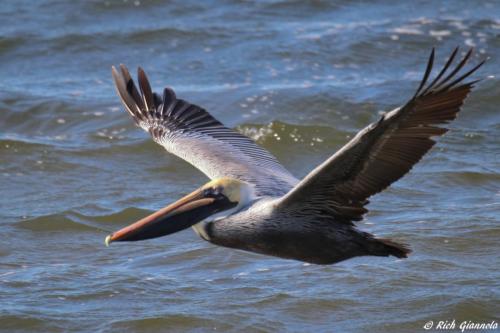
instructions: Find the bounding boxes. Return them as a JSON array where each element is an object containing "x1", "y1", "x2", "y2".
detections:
[
  {"x1": 203, "y1": 188, "x2": 213, "y2": 197},
  {"x1": 213, "y1": 186, "x2": 223, "y2": 196},
  {"x1": 203, "y1": 186, "x2": 226, "y2": 199}
]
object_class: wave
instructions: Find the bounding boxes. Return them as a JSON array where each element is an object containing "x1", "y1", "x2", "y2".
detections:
[
  {"x1": 14, "y1": 207, "x2": 154, "y2": 233},
  {"x1": 106, "y1": 315, "x2": 233, "y2": 332},
  {"x1": 0, "y1": 35, "x2": 28, "y2": 54},
  {"x1": 16, "y1": 213, "x2": 101, "y2": 232}
]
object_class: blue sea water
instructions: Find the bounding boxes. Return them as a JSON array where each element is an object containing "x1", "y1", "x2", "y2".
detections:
[{"x1": 0, "y1": 1, "x2": 499, "y2": 332}]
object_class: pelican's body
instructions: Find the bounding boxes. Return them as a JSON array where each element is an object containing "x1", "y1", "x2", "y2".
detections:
[
  {"x1": 195, "y1": 198, "x2": 390, "y2": 264},
  {"x1": 106, "y1": 48, "x2": 483, "y2": 264}
]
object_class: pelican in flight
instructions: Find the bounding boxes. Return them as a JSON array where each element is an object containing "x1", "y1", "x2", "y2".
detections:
[{"x1": 105, "y1": 48, "x2": 483, "y2": 264}]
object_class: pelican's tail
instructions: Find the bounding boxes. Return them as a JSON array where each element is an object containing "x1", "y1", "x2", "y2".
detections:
[{"x1": 370, "y1": 237, "x2": 412, "y2": 259}]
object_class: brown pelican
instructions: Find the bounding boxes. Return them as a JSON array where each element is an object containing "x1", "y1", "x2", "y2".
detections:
[{"x1": 105, "y1": 48, "x2": 483, "y2": 264}]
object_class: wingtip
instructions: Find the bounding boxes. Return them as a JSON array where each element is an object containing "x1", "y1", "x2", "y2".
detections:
[
  {"x1": 414, "y1": 47, "x2": 435, "y2": 97},
  {"x1": 111, "y1": 65, "x2": 125, "y2": 88},
  {"x1": 111, "y1": 65, "x2": 119, "y2": 79},
  {"x1": 137, "y1": 66, "x2": 155, "y2": 111},
  {"x1": 429, "y1": 47, "x2": 435, "y2": 65},
  {"x1": 119, "y1": 63, "x2": 132, "y2": 80},
  {"x1": 137, "y1": 66, "x2": 148, "y2": 84},
  {"x1": 462, "y1": 47, "x2": 474, "y2": 64}
]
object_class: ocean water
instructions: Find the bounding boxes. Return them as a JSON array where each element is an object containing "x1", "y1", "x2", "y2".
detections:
[{"x1": 0, "y1": 1, "x2": 499, "y2": 332}]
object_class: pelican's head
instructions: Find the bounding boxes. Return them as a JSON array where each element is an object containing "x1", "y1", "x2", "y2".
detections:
[{"x1": 105, "y1": 178, "x2": 255, "y2": 245}]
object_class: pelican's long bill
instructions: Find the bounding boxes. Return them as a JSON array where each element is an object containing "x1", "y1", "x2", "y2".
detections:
[{"x1": 105, "y1": 187, "x2": 238, "y2": 246}]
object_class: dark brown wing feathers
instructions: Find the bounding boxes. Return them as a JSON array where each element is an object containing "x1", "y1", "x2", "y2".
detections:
[
  {"x1": 137, "y1": 67, "x2": 155, "y2": 112},
  {"x1": 112, "y1": 65, "x2": 224, "y2": 130},
  {"x1": 280, "y1": 47, "x2": 484, "y2": 223}
]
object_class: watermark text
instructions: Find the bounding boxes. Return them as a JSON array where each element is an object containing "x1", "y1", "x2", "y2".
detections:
[{"x1": 423, "y1": 319, "x2": 498, "y2": 332}]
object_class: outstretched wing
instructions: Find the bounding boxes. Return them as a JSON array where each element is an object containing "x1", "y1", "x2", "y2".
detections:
[
  {"x1": 111, "y1": 65, "x2": 298, "y2": 196},
  {"x1": 278, "y1": 48, "x2": 484, "y2": 224}
]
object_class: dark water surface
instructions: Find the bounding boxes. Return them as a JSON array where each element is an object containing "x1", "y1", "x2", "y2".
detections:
[{"x1": 1, "y1": 1, "x2": 499, "y2": 332}]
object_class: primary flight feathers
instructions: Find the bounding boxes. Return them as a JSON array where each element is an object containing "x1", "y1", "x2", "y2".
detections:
[{"x1": 279, "y1": 47, "x2": 484, "y2": 223}]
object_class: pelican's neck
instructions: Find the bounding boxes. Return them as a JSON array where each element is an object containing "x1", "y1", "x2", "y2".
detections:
[{"x1": 192, "y1": 182, "x2": 257, "y2": 240}]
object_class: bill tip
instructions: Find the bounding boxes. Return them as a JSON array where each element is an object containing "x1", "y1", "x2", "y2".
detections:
[{"x1": 105, "y1": 235, "x2": 112, "y2": 247}]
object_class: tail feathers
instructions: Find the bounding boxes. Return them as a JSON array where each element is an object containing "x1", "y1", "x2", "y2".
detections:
[{"x1": 374, "y1": 238, "x2": 412, "y2": 259}]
